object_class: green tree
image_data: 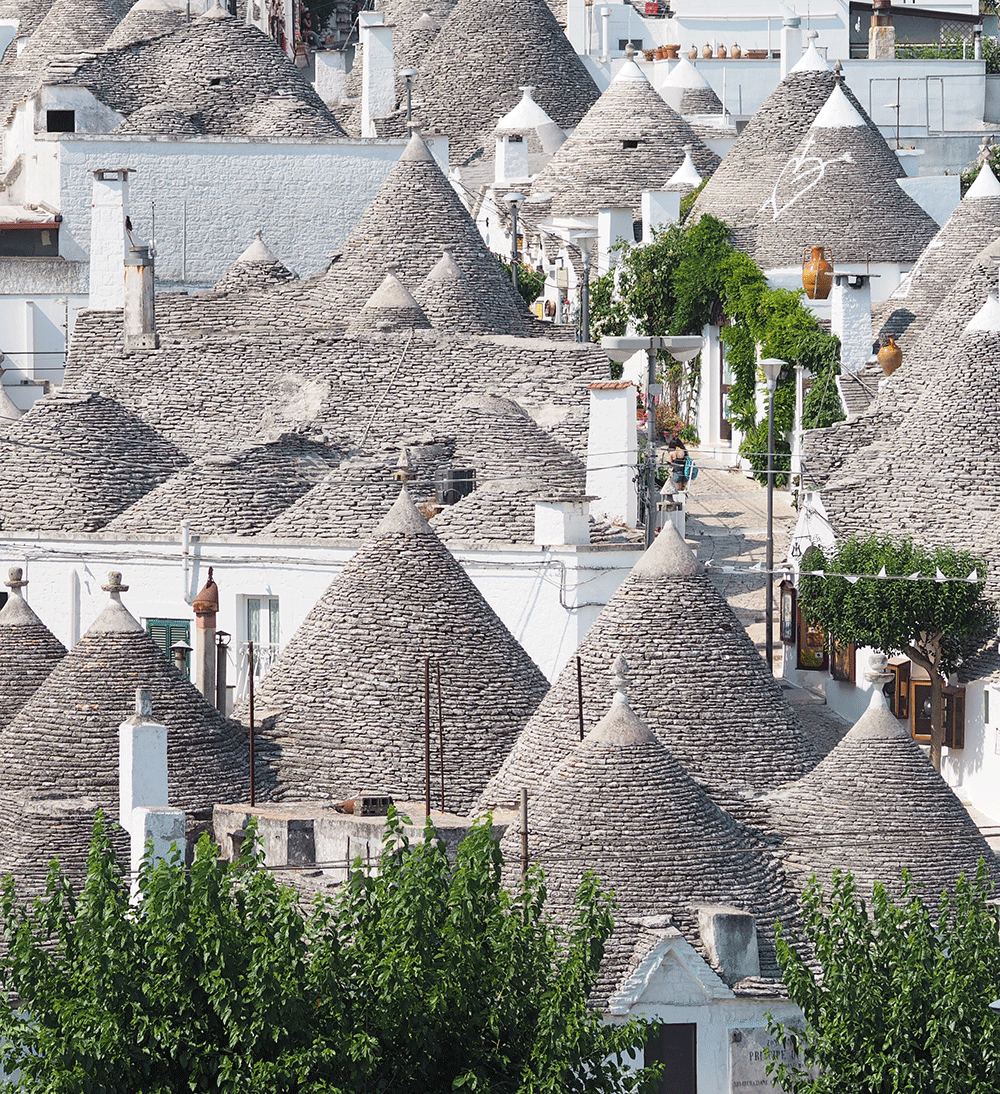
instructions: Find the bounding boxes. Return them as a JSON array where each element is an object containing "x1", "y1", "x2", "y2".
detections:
[
  {"x1": 0, "y1": 811, "x2": 657, "y2": 1094},
  {"x1": 768, "y1": 866, "x2": 1000, "y2": 1094},
  {"x1": 798, "y1": 536, "x2": 997, "y2": 771},
  {"x1": 589, "y1": 216, "x2": 843, "y2": 482}
]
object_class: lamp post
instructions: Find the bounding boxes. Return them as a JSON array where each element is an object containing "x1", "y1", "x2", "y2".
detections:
[
  {"x1": 400, "y1": 68, "x2": 418, "y2": 122},
  {"x1": 601, "y1": 334, "x2": 703, "y2": 548},
  {"x1": 760, "y1": 356, "x2": 786, "y2": 674},
  {"x1": 503, "y1": 192, "x2": 526, "y2": 294},
  {"x1": 570, "y1": 230, "x2": 597, "y2": 342}
]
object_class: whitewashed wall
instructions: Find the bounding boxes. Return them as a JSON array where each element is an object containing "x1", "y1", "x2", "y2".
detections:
[{"x1": 0, "y1": 533, "x2": 640, "y2": 692}]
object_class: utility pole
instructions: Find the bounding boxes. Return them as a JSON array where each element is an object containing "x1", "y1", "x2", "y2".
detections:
[{"x1": 503, "y1": 192, "x2": 525, "y2": 294}]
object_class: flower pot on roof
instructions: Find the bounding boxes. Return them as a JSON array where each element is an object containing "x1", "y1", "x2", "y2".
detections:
[
  {"x1": 664, "y1": 43, "x2": 680, "y2": 58},
  {"x1": 717, "y1": 44, "x2": 727, "y2": 58},
  {"x1": 746, "y1": 48, "x2": 767, "y2": 58},
  {"x1": 688, "y1": 44, "x2": 698, "y2": 58},
  {"x1": 655, "y1": 45, "x2": 667, "y2": 59},
  {"x1": 802, "y1": 245, "x2": 834, "y2": 300},
  {"x1": 702, "y1": 42, "x2": 713, "y2": 57},
  {"x1": 879, "y1": 337, "x2": 903, "y2": 376},
  {"x1": 643, "y1": 47, "x2": 655, "y2": 60},
  {"x1": 731, "y1": 43, "x2": 741, "y2": 58}
]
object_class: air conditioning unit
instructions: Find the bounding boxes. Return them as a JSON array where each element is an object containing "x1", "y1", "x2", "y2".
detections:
[{"x1": 435, "y1": 467, "x2": 476, "y2": 505}]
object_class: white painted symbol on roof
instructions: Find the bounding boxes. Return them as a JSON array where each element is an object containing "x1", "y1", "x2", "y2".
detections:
[{"x1": 761, "y1": 135, "x2": 854, "y2": 221}]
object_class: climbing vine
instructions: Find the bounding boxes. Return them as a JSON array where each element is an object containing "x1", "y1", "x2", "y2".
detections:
[{"x1": 590, "y1": 214, "x2": 844, "y2": 484}]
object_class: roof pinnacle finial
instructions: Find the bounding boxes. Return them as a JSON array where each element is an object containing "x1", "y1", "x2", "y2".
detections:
[
  {"x1": 611, "y1": 653, "x2": 630, "y2": 707},
  {"x1": 624, "y1": 42, "x2": 636, "y2": 61},
  {"x1": 102, "y1": 571, "x2": 129, "y2": 598},
  {"x1": 4, "y1": 567, "x2": 27, "y2": 592},
  {"x1": 833, "y1": 58, "x2": 844, "y2": 84},
  {"x1": 393, "y1": 445, "x2": 414, "y2": 483}
]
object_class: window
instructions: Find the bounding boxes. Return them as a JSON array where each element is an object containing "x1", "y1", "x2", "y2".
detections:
[
  {"x1": 910, "y1": 680, "x2": 965, "y2": 749},
  {"x1": 645, "y1": 1023, "x2": 696, "y2": 1094},
  {"x1": 779, "y1": 581, "x2": 796, "y2": 644},
  {"x1": 146, "y1": 618, "x2": 191, "y2": 675},
  {"x1": 622, "y1": 139, "x2": 639, "y2": 149},
  {"x1": 0, "y1": 225, "x2": 58, "y2": 257},
  {"x1": 45, "y1": 109, "x2": 75, "y2": 133},
  {"x1": 619, "y1": 38, "x2": 643, "y2": 49},
  {"x1": 246, "y1": 596, "x2": 279, "y2": 679}
]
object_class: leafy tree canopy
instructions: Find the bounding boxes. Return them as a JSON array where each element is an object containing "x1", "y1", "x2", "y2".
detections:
[
  {"x1": 0, "y1": 811, "x2": 657, "y2": 1094},
  {"x1": 589, "y1": 215, "x2": 844, "y2": 483},
  {"x1": 769, "y1": 866, "x2": 1000, "y2": 1094}
]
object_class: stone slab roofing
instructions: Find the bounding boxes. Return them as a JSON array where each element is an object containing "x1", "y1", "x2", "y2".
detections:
[
  {"x1": 661, "y1": 57, "x2": 723, "y2": 116},
  {"x1": 413, "y1": 249, "x2": 519, "y2": 336},
  {"x1": 478, "y1": 522, "x2": 817, "y2": 816},
  {"x1": 311, "y1": 130, "x2": 534, "y2": 334},
  {"x1": 212, "y1": 230, "x2": 297, "y2": 293},
  {"x1": 245, "y1": 488, "x2": 549, "y2": 813},
  {"x1": 104, "y1": 0, "x2": 182, "y2": 47},
  {"x1": 690, "y1": 61, "x2": 881, "y2": 252},
  {"x1": 497, "y1": 668, "x2": 799, "y2": 985},
  {"x1": 0, "y1": 574, "x2": 251, "y2": 820},
  {"x1": 0, "y1": 389, "x2": 188, "y2": 532},
  {"x1": 51, "y1": 4, "x2": 346, "y2": 138},
  {"x1": 527, "y1": 56, "x2": 719, "y2": 220},
  {"x1": 0, "y1": 569, "x2": 66, "y2": 730},
  {"x1": 404, "y1": 0, "x2": 598, "y2": 166},
  {"x1": 261, "y1": 442, "x2": 452, "y2": 540},
  {"x1": 819, "y1": 317, "x2": 1000, "y2": 595},
  {"x1": 764, "y1": 688, "x2": 1000, "y2": 897},
  {"x1": 753, "y1": 85, "x2": 937, "y2": 269},
  {"x1": 876, "y1": 165, "x2": 1000, "y2": 351},
  {"x1": 103, "y1": 434, "x2": 344, "y2": 536},
  {"x1": 63, "y1": 317, "x2": 601, "y2": 465}
]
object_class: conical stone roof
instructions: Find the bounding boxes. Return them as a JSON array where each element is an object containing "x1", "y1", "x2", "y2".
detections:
[
  {"x1": 0, "y1": 568, "x2": 66, "y2": 730},
  {"x1": 103, "y1": 434, "x2": 343, "y2": 536},
  {"x1": 0, "y1": 573, "x2": 251, "y2": 827},
  {"x1": 0, "y1": 390, "x2": 189, "y2": 532},
  {"x1": 527, "y1": 55, "x2": 719, "y2": 219},
  {"x1": 212, "y1": 229, "x2": 296, "y2": 294},
  {"x1": 752, "y1": 84, "x2": 937, "y2": 268},
  {"x1": 247, "y1": 488, "x2": 549, "y2": 813},
  {"x1": 405, "y1": 0, "x2": 598, "y2": 165},
  {"x1": 819, "y1": 312, "x2": 1000, "y2": 594},
  {"x1": 661, "y1": 56, "x2": 723, "y2": 116},
  {"x1": 104, "y1": 0, "x2": 181, "y2": 47},
  {"x1": 877, "y1": 163, "x2": 1000, "y2": 349},
  {"x1": 346, "y1": 269, "x2": 433, "y2": 334},
  {"x1": 764, "y1": 686, "x2": 1000, "y2": 896},
  {"x1": 690, "y1": 57, "x2": 882, "y2": 251},
  {"x1": 413, "y1": 250, "x2": 515, "y2": 335},
  {"x1": 498, "y1": 660, "x2": 798, "y2": 982},
  {"x1": 478, "y1": 521, "x2": 817, "y2": 815},
  {"x1": 312, "y1": 129, "x2": 534, "y2": 333}
]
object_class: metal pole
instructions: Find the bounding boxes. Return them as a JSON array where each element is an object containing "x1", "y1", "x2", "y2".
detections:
[
  {"x1": 436, "y1": 662, "x2": 445, "y2": 812},
  {"x1": 576, "y1": 656, "x2": 585, "y2": 740},
  {"x1": 215, "y1": 632, "x2": 229, "y2": 715},
  {"x1": 248, "y1": 640, "x2": 256, "y2": 807},
  {"x1": 645, "y1": 345, "x2": 658, "y2": 549},
  {"x1": 581, "y1": 251, "x2": 591, "y2": 343},
  {"x1": 765, "y1": 390, "x2": 776, "y2": 673},
  {"x1": 519, "y1": 787, "x2": 528, "y2": 879},
  {"x1": 424, "y1": 657, "x2": 431, "y2": 819},
  {"x1": 510, "y1": 206, "x2": 519, "y2": 294},
  {"x1": 406, "y1": 79, "x2": 413, "y2": 122}
]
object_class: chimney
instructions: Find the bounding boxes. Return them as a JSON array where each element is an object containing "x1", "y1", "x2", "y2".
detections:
[
  {"x1": 586, "y1": 381, "x2": 638, "y2": 527},
  {"x1": 360, "y1": 13, "x2": 395, "y2": 138},
  {"x1": 779, "y1": 12, "x2": 802, "y2": 79},
  {"x1": 831, "y1": 272, "x2": 873, "y2": 374},
  {"x1": 869, "y1": 0, "x2": 895, "y2": 61},
  {"x1": 597, "y1": 206, "x2": 633, "y2": 276},
  {"x1": 533, "y1": 497, "x2": 592, "y2": 546},
  {"x1": 119, "y1": 688, "x2": 185, "y2": 889},
  {"x1": 124, "y1": 245, "x2": 159, "y2": 351},
  {"x1": 696, "y1": 905, "x2": 760, "y2": 981},
  {"x1": 192, "y1": 567, "x2": 219, "y2": 703},
  {"x1": 641, "y1": 190, "x2": 681, "y2": 244},
  {"x1": 89, "y1": 168, "x2": 131, "y2": 311}
]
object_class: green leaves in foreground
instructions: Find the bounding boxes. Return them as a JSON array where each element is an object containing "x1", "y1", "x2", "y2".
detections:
[
  {"x1": 768, "y1": 865, "x2": 1000, "y2": 1094},
  {"x1": 0, "y1": 810, "x2": 656, "y2": 1094}
]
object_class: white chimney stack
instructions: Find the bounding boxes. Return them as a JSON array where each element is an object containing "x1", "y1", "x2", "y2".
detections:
[
  {"x1": 119, "y1": 688, "x2": 185, "y2": 887},
  {"x1": 598, "y1": 206, "x2": 633, "y2": 276},
  {"x1": 586, "y1": 381, "x2": 639, "y2": 527},
  {"x1": 124, "y1": 245, "x2": 159, "y2": 351},
  {"x1": 780, "y1": 11, "x2": 803, "y2": 79},
  {"x1": 534, "y1": 497, "x2": 592, "y2": 545},
  {"x1": 360, "y1": 13, "x2": 395, "y2": 138},
  {"x1": 89, "y1": 168, "x2": 131, "y2": 311},
  {"x1": 831, "y1": 272, "x2": 873, "y2": 374}
]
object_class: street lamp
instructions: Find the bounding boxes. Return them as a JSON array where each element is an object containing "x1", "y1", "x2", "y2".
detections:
[
  {"x1": 503, "y1": 192, "x2": 526, "y2": 294},
  {"x1": 602, "y1": 334, "x2": 703, "y2": 548},
  {"x1": 760, "y1": 356, "x2": 786, "y2": 674},
  {"x1": 570, "y1": 230, "x2": 597, "y2": 342},
  {"x1": 400, "y1": 68, "x2": 419, "y2": 122}
]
